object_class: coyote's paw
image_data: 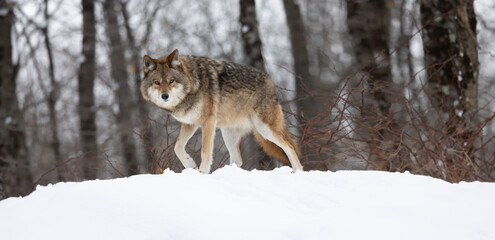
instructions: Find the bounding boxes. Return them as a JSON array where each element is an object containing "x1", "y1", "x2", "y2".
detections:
[
  {"x1": 185, "y1": 157, "x2": 198, "y2": 169},
  {"x1": 198, "y1": 164, "x2": 211, "y2": 174},
  {"x1": 180, "y1": 155, "x2": 198, "y2": 169},
  {"x1": 230, "y1": 160, "x2": 243, "y2": 168},
  {"x1": 291, "y1": 166, "x2": 303, "y2": 173}
]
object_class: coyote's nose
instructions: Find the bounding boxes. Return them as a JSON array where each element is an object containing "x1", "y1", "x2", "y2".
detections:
[{"x1": 161, "y1": 93, "x2": 169, "y2": 101}]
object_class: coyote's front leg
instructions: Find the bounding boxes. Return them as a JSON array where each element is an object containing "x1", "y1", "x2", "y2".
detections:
[
  {"x1": 199, "y1": 118, "x2": 216, "y2": 174},
  {"x1": 174, "y1": 123, "x2": 199, "y2": 169}
]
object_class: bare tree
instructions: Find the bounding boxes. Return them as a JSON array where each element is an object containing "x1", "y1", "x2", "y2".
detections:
[
  {"x1": 120, "y1": 0, "x2": 159, "y2": 172},
  {"x1": 103, "y1": 0, "x2": 138, "y2": 175},
  {"x1": 283, "y1": 0, "x2": 321, "y2": 166},
  {"x1": 42, "y1": 0, "x2": 63, "y2": 181},
  {"x1": 78, "y1": 0, "x2": 98, "y2": 179},
  {"x1": 347, "y1": 0, "x2": 393, "y2": 114},
  {"x1": 0, "y1": 0, "x2": 33, "y2": 199},
  {"x1": 346, "y1": 0, "x2": 405, "y2": 171},
  {"x1": 396, "y1": 0, "x2": 416, "y2": 83},
  {"x1": 420, "y1": 0, "x2": 481, "y2": 179},
  {"x1": 239, "y1": 0, "x2": 275, "y2": 170},
  {"x1": 240, "y1": 0, "x2": 265, "y2": 71}
]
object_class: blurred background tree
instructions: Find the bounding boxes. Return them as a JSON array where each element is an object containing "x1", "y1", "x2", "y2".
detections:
[
  {"x1": 77, "y1": 0, "x2": 98, "y2": 180},
  {"x1": 0, "y1": 0, "x2": 32, "y2": 198}
]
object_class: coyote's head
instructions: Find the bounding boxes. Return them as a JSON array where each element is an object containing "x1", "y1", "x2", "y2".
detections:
[{"x1": 141, "y1": 49, "x2": 189, "y2": 111}]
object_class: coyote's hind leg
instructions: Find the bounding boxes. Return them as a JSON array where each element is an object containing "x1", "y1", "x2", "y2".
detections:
[
  {"x1": 250, "y1": 112, "x2": 303, "y2": 173},
  {"x1": 221, "y1": 127, "x2": 251, "y2": 167}
]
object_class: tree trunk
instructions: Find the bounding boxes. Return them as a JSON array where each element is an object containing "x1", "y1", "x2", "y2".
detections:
[
  {"x1": 397, "y1": 0, "x2": 415, "y2": 83},
  {"x1": 103, "y1": 0, "x2": 138, "y2": 176},
  {"x1": 78, "y1": 0, "x2": 98, "y2": 180},
  {"x1": 283, "y1": 0, "x2": 322, "y2": 168},
  {"x1": 0, "y1": 0, "x2": 33, "y2": 199},
  {"x1": 240, "y1": 0, "x2": 265, "y2": 72},
  {"x1": 347, "y1": 0, "x2": 393, "y2": 114},
  {"x1": 42, "y1": 0, "x2": 64, "y2": 181},
  {"x1": 420, "y1": 0, "x2": 480, "y2": 180},
  {"x1": 238, "y1": 0, "x2": 275, "y2": 170},
  {"x1": 120, "y1": 0, "x2": 154, "y2": 172},
  {"x1": 346, "y1": 0, "x2": 404, "y2": 171},
  {"x1": 283, "y1": 0, "x2": 312, "y2": 116}
]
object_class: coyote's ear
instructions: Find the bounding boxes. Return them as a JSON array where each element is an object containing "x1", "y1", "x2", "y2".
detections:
[
  {"x1": 143, "y1": 55, "x2": 156, "y2": 74},
  {"x1": 166, "y1": 49, "x2": 180, "y2": 69}
]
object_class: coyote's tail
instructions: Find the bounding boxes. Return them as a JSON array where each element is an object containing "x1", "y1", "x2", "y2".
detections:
[{"x1": 253, "y1": 130, "x2": 300, "y2": 166}]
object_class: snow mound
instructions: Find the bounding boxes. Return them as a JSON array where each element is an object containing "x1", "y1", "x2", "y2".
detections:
[{"x1": 1, "y1": 166, "x2": 494, "y2": 240}]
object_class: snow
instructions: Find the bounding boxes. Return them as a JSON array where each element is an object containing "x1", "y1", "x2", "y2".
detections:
[
  {"x1": 4, "y1": 116, "x2": 12, "y2": 125},
  {"x1": 0, "y1": 8, "x2": 8, "y2": 17},
  {"x1": 241, "y1": 24, "x2": 250, "y2": 33},
  {"x1": 0, "y1": 166, "x2": 494, "y2": 240}
]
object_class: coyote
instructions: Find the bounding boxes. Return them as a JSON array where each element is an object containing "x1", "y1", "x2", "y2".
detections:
[{"x1": 141, "y1": 49, "x2": 303, "y2": 174}]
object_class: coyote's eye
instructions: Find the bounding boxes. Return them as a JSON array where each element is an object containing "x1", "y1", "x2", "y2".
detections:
[
  {"x1": 169, "y1": 78, "x2": 175, "y2": 84},
  {"x1": 153, "y1": 80, "x2": 160, "y2": 86}
]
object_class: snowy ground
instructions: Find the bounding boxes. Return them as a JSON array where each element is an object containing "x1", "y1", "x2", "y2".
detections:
[{"x1": 0, "y1": 166, "x2": 494, "y2": 240}]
